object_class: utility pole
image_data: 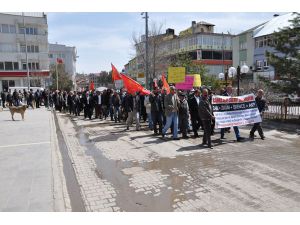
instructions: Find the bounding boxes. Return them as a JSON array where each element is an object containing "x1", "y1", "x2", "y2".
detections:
[
  {"x1": 22, "y1": 13, "x2": 30, "y2": 91},
  {"x1": 142, "y1": 12, "x2": 149, "y2": 89},
  {"x1": 56, "y1": 61, "x2": 58, "y2": 90}
]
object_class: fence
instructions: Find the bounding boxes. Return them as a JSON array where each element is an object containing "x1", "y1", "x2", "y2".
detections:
[{"x1": 263, "y1": 102, "x2": 300, "y2": 120}]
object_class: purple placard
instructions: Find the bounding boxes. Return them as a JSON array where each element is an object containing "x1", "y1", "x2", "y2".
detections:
[{"x1": 175, "y1": 75, "x2": 194, "y2": 90}]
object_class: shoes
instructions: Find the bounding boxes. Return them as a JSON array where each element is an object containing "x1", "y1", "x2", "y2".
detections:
[
  {"x1": 208, "y1": 144, "x2": 214, "y2": 149},
  {"x1": 126, "y1": 126, "x2": 129, "y2": 130},
  {"x1": 162, "y1": 133, "x2": 165, "y2": 138},
  {"x1": 220, "y1": 136, "x2": 226, "y2": 140},
  {"x1": 182, "y1": 136, "x2": 189, "y2": 139},
  {"x1": 237, "y1": 137, "x2": 245, "y2": 142},
  {"x1": 202, "y1": 142, "x2": 207, "y2": 145},
  {"x1": 249, "y1": 134, "x2": 254, "y2": 139},
  {"x1": 193, "y1": 134, "x2": 199, "y2": 138},
  {"x1": 260, "y1": 136, "x2": 266, "y2": 140},
  {"x1": 173, "y1": 137, "x2": 180, "y2": 140}
]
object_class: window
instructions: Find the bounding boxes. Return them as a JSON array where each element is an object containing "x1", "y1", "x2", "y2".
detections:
[
  {"x1": 9, "y1": 25, "x2": 16, "y2": 33},
  {"x1": 0, "y1": 62, "x2": 4, "y2": 70},
  {"x1": 2, "y1": 24, "x2": 9, "y2": 33},
  {"x1": 212, "y1": 51, "x2": 222, "y2": 60},
  {"x1": 22, "y1": 63, "x2": 27, "y2": 70},
  {"x1": 13, "y1": 62, "x2": 19, "y2": 70},
  {"x1": 264, "y1": 60, "x2": 268, "y2": 67},
  {"x1": 9, "y1": 80, "x2": 15, "y2": 87},
  {"x1": 36, "y1": 63, "x2": 39, "y2": 70},
  {"x1": 256, "y1": 60, "x2": 262, "y2": 69},
  {"x1": 19, "y1": 27, "x2": 25, "y2": 34},
  {"x1": 5, "y1": 62, "x2": 13, "y2": 70},
  {"x1": 49, "y1": 54, "x2": 53, "y2": 58},
  {"x1": 33, "y1": 28, "x2": 38, "y2": 35},
  {"x1": 28, "y1": 63, "x2": 31, "y2": 70},
  {"x1": 202, "y1": 50, "x2": 213, "y2": 59},
  {"x1": 20, "y1": 45, "x2": 26, "y2": 52},
  {"x1": 35, "y1": 46, "x2": 39, "y2": 52},
  {"x1": 224, "y1": 51, "x2": 232, "y2": 60}
]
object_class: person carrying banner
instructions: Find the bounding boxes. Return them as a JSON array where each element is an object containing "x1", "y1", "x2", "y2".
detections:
[
  {"x1": 220, "y1": 86, "x2": 244, "y2": 142},
  {"x1": 198, "y1": 88, "x2": 214, "y2": 149},
  {"x1": 249, "y1": 89, "x2": 266, "y2": 140}
]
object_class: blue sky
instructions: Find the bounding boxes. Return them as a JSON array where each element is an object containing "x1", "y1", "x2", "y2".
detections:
[{"x1": 47, "y1": 12, "x2": 278, "y2": 74}]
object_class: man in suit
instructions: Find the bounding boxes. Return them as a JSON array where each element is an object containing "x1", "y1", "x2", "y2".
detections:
[
  {"x1": 198, "y1": 88, "x2": 214, "y2": 149},
  {"x1": 94, "y1": 91, "x2": 102, "y2": 119},
  {"x1": 161, "y1": 86, "x2": 180, "y2": 140},
  {"x1": 188, "y1": 89, "x2": 202, "y2": 138},
  {"x1": 149, "y1": 88, "x2": 163, "y2": 135}
]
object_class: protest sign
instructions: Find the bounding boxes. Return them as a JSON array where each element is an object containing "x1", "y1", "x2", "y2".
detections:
[
  {"x1": 175, "y1": 75, "x2": 194, "y2": 90},
  {"x1": 212, "y1": 94, "x2": 262, "y2": 128},
  {"x1": 168, "y1": 67, "x2": 185, "y2": 83}
]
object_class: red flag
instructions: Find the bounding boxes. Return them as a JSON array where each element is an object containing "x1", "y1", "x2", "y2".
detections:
[
  {"x1": 90, "y1": 81, "x2": 95, "y2": 91},
  {"x1": 120, "y1": 73, "x2": 150, "y2": 95},
  {"x1": 111, "y1": 63, "x2": 122, "y2": 82},
  {"x1": 161, "y1": 74, "x2": 170, "y2": 94},
  {"x1": 57, "y1": 58, "x2": 63, "y2": 64}
]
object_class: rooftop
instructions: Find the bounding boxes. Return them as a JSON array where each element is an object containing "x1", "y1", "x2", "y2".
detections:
[
  {"x1": 253, "y1": 12, "x2": 298, "y2": 38},
  {"x1": 0, "y1": 12, "x2": 46, "y2": 18}
]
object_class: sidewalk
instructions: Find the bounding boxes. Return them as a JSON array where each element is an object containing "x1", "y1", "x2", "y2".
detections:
[{"x1": 0, "y1": 107, "x2": 67, "y2": 211}]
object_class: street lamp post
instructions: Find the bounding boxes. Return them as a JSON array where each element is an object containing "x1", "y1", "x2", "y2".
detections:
[
  {"x1": 237, "y1": 63, "x2": 249, "y2": 96},
  {"x1": 141, "y1": 12, "x2": 149, "y2": 89},
  {"x1": 22, "y1": 13, "x2": 30, "y2": 91}
]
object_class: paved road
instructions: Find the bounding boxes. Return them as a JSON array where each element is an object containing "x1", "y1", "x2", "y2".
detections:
[
  {"x1": 0, "y1": 107, "x2": 68, "y2": 211},
  {"x1": 56, "y1": 112, "x2": 300, "y2": 212}
]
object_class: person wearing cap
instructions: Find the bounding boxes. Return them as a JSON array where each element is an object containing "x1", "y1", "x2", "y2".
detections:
[
  {"x1": 198, "y1": 88, "x2": 214, "y2": 149},
  {"x1": 178, "y1": 91, "x2": 189, "y2": 139},
  {"x1": 162, "y1": 86, "x2": 180, "y2": 140}
]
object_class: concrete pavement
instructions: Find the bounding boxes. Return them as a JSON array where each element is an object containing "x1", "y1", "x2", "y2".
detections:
[
  {"x1": 56, "y1": 112, "x2": 300, "y2": 211},
  {"x1": 0, "y1": 107, "x2": 69, "y2": 211}
]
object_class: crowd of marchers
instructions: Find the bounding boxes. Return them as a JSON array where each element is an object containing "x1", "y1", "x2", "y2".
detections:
[{"x1": 0, "y1": 86, "x2": 267, "y2": 149}]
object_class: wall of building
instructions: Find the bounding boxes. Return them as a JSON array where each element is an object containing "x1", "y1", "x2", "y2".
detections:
[
  {"x1": 0, "y1": 13, "x2": 49, "y2": 92},
  {"x1": 49, "y1": 43, "x2": 77, "y2": 82}
]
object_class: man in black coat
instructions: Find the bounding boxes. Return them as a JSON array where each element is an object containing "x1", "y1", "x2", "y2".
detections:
[
  {"x1": 250, "y1": 89, "x2": 267, "y2": 140},
  {"x1": 198, "y1": 88, "x2": 214, "y2": 149},
  {"x1": 1, "y1": 91, "x2": 6, "y2": 108},
  {"x1": 82, "y1": 91, "x2": 93, "y2": 119},
  {"x1": 188, "y1": 89, "x2": 202, "y2": 138},
  {"x1": 35, "y1": 90, "x2": 41, "y2": 108},
  {"x1": 149, "y1": 89, "x2": 163, "y2": 135}
]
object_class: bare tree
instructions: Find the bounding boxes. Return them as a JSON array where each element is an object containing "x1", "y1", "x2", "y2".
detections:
[{"x1": 132, "y1": 21, "x2": 172, "y2": 80}]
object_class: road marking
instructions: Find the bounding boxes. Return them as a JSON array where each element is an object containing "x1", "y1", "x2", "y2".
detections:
[{"x1": 0, "y1": 141, "x2": 50, "y2": 149}]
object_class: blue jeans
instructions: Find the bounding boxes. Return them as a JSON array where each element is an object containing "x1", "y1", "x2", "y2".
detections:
[
  {"x1": 114, "y1": 106, "x2": 120, "y2": 121},
  {"x1": 221, "y1": 126, "x2": 240, "y2": 140},
  {"x1": 147, "y1": 112, "x2": 153, "y2": 129},
  {"x1": 162, "y1": 112, "x2": 178, "y2": 138}
]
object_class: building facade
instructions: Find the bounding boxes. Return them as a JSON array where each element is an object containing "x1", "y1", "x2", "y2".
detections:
[
  {"x1": 126, "y1": 21, "x2": 234, "y2": 82},
  {"x1": 252, "y1": 13, "x2": 296, "y2": 82},
  {"x1": 0, "y1": 12, "x2": 49, "y2": 92},
  {"x1": 49, "y1": 43, "x2": 77, "y2": 84}
]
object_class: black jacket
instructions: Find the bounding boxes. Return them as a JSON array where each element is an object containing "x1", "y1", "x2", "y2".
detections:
[
  {"x1": 198, "y1": 97, "x2": 214, "y2": 121},
  {"x1": 149, "y1": 94, "x2": 163, "y2": 113}
]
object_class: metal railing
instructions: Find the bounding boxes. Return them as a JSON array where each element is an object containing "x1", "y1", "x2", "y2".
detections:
[{"x1": 263, "y1": 102, "x2": 300, "y2": 120}]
